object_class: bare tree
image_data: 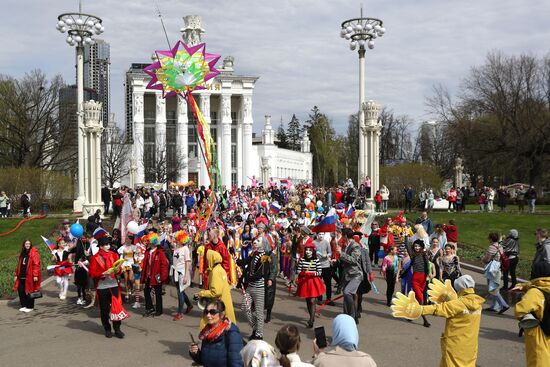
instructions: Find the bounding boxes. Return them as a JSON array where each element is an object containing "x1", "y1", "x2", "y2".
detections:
[
  {"x1": 0, "y1": 70, "x2": 75, "y2": 170},
  {"x1": 102, "y1": 124, "x2": 131, "y2": 187},
  {"x1": 143, "y1": 145, "x2": 187, "y2": 184},
  {"x1": 379, "y1": 108, "x2": 415, "y2": 163}
]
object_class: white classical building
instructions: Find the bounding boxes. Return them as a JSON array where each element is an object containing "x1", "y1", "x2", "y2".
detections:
[{"x1": 122, "y1": 15, "x2": 311, "y2": 189}]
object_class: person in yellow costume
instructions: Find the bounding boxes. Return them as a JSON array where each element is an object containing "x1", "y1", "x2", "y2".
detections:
[
  {"x1": 195, "y1": 250, "x2": 236, "y2": 329},
  {"x1": 514, "y1": 262, "x2": 550, "y2": 367},
  {"x1": 391, "y1": 275, "x2": 485, "y2": 367}
]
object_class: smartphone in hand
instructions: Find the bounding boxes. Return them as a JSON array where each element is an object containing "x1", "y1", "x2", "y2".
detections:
[{"x1": 314, "y1": 326, "x2": 327, "y2": 349}]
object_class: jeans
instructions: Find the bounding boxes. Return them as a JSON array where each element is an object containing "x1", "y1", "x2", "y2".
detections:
[
  {"x1": 487, "y1": 280, "x2": 509, "y2": 310},
  {"x1": 176, "y1": 286, "x2": 191, "y2": 314},
  {"x1": 528, "y1": 199, "x2": 536, "y2": 213}
]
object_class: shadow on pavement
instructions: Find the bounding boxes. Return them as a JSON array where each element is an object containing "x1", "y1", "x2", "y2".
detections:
[
  {"x1": 65, "y1": 319, "x2": 104, "y2": 336},
  {"x1": 159, "y1": 339, "x2": 192, "y2": 360},
  {"x1": 479, "y1": 325, "x2": 522, "y2": 343}
]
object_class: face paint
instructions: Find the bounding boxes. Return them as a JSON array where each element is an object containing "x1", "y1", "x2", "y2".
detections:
[{"x1": 305, "y1": 249, "x2": 313, "y2": 257}]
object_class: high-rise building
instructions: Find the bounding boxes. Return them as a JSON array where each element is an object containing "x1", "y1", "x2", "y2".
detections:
[{"x1": 84, "y1": 39, "x2": 110, "y2": 126}]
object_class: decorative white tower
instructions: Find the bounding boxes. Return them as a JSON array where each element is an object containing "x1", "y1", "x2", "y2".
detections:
[
  {"x1": 262, "y1": 115, "x2": 274, "y2": 145},
  {"x1": 301, "y1": 130, "x2": 311, "y2": 153},
  {"x1": 81, "y1": 100, "x2": 105, "y2": 217},
  {"x1": 455, "y1": 157, "x2": 464, "y2": 188},
  {"x1": 180, "y1": 15, "x2": 205, "y2": 45},
  {"x1": 361, "y1": 100, "x2": 382, "y2": 212}
]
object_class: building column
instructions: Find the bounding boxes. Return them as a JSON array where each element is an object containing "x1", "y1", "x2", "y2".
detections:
[
  {"x1": 199, "y1": 93, "x2": 211, "y2": 187},
  {"x1": 220, "y1": 93, "x2": 232, "y2": 188},
  {"x1": 176, "y1": 96, "x2": 189, "y2": 183},
  {"x1": 362, "y1": 100, "x2": 381, "y2": 210},
  {"x1": 133, "y1": 90, "x2": 145, "y2": 185},
  {"x1": 82, "y1": 100, "x2": 104, "y2": 217},
  {"x1": 241, "y1": 95, "x2": 253, "y2": 186},
  {"x1": 236, "y1": 105, "x2": 243, "y2": 187},
  {"x1": 155, "y1": 92, "x2": 167, "y2": 179}
]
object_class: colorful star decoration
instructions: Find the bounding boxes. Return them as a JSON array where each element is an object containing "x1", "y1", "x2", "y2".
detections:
[{"x1": 144, "y1": 41, "x2": 221, "y2": 98}]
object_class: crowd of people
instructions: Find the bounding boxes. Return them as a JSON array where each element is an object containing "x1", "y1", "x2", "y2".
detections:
[{"x1": 11, "y1": 179, "x2": 550, "y2": 366}]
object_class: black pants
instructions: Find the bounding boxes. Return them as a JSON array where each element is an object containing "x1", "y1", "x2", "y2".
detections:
[
  {"x1": 405, "y1": 200, "x2": 412, "y2": 212},
  {"x1": 503, "y1": 257, "x2": 519, "y2": 289},
  {"x1": 103, "y1": 202, "x2": 110, "y2": 214},
  {"x1": 144, "y1": 279, "x2": 163, "y2": 314},
  {"x1": 332, "y1": 262, "x2": 341, "y2": 288},
  {"x1": 97, "y1": 287, "x2": 121, "y2": 332},
  {"x1": 18, "y1": 280, "x2": 34, "y2": 309},
  {"x1": 385, "y1": 269, "x2": 396, "y2": 306},
  {"x1": 318, "y1": 267, "x2": 333, "y2": 301},
  {"x1": 369, "y1": 244, "x2": 380, "y2": 265}
]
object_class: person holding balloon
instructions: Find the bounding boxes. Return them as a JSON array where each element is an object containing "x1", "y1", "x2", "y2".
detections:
[{"x1": 69, "y1": 223, "x2": 90, "y2": 306}]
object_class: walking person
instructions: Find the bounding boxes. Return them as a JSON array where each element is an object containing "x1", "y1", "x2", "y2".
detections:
[
  {"x1": 407, "y1": 239, "x2": 431, "y2": 327},
  {"x1": 52, "y1": 237, "x2": 73, "y2": 300},
  {"x1": 0, "y1": 191, "x2": 8, "y2": 217},
  {"x1": 381, "y1": 246, "x2": 399, "y2": 306},
  {"x1": 501, "y1": 229, "x2": 519, "y2": 289},
  {"x1": 525, "y1": 186, "x2": 537, "y2": 214},
  {"x1": 481, "y1": 232, "x2": 510, "y2": 314},
  {"x1": 142, "y1": 233, "x2": 169, "y2": 317},
  {"x1": 295, "y1": 241, "x2": 325, "y2": 328},
  {"x1": 20, "y1": 192, "x2": 30, "y2": 217},
  {"x1": 336, "y1": 229, "x2": 363, "y2": 323},
  {"x1": 313, "y1": 232, "x2": 333, "y2": 305},
  {"x1": 171, "y1": 230, "x2": 193, "y2": 320},
  {"x1": 101, "y1": 186, "x2": 111, "y2": 215},
  {"x1": 380, "y1": 184, "x2": 390, "y2": 212},
  {"x1": 89, "y1": 237, "x2": 127, "y2": 338},
  {"x1": 13, "y1": 239, "x2": 41, "y2": 312}
]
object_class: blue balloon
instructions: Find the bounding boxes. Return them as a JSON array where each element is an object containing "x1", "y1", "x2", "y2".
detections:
[{"x1": 70, "y1": 223, "x2": 84, "y2": 238}]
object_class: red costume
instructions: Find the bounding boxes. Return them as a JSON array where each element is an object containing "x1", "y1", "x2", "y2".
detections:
[
  {"x1": 13, "y1": 247, "x2": 41, "y2": 293},
  {"x1": 141, "y1": 248, "x2": 169, "y2": 286},
  {"x1": 202, "y1": 240, "x2": 231, "y2": 288},
  {"x1": 295, "y1": 243, "x2": 325, "y2": 299},
  {"x1": 89, "y1": 249, "x2": 121, "y2": 281}
]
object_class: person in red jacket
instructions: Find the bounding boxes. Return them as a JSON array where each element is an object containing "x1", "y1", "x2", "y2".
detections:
[
  {"x1": 442, "y1": 219, "x2": 459, "y2": 249},
  {"x1": 202, "y1": 228, "x2": 231, "y2": 289},
  {"x1": 13, "y1": 239, "x2": 41, "y2": 312},
  {"x1": 89, "y1": 237, "x2": 126, "y2": 338},
  {"x1": 141, "y1": 232, "x2": 169, "y2": 316}
]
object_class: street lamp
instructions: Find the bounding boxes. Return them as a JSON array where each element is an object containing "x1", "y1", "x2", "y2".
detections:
[
  {"x1": 340, "y1": 8, "x2": 385, "y2": 187},
  {"x1": 55, "y1": 8, "x2": 104, "y2": 213}
]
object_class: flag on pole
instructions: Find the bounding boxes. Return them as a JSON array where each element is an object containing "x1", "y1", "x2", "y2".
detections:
[
  {"x1": 41, "y1": 235, "x2": 56, "y2": 252},
  {"x1": 133, "y1": 223, "x2": 149, "y2": 244},
  {"x1": 312, "y1": 215, "x2": 337, "y2": 233},
  {"x1": 346, "y1": 205, "x2": 355, "y2": 218},
  {"x1": 269, "y1": 201, "x2": 281, "y2": 213}
]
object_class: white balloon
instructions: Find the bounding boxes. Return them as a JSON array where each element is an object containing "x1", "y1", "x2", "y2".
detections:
[
  {"x1": 127, "y1": 221, "x2": 139, "y2": 234},
  {"x1": 316, "y1": 200, "x2": 323, "y2": 208},
  {"x1": 304, "y1": 198, "x2": 311, "y2": 206}
]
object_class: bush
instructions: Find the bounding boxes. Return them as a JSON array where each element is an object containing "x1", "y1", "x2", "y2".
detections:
[
  {"x1": 380, "y1": 163, "x2": 443, "y2": 208},
  {"x1": 0, "y1": 167, "x2": 73, "y2": 213}
]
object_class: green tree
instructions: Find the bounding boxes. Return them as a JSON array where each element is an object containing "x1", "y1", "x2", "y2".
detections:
[
  {"x1": 305, "y1": 106, "x2": 338, "y2": 186},
  {"x1": 287, "y1": 114, "x2": 301, "y2": 150},
  {"x1": 275, "y1": 117, "x2": 289, "y2": 149}
]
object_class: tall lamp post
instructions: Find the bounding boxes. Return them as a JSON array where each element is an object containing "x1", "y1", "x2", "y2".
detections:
[
  {"x1": 55, "y1": 7, "x2": 104, "y2": 213},
  {"x1": 340, "y1": 9, "x2": 385, "y2": 188}
]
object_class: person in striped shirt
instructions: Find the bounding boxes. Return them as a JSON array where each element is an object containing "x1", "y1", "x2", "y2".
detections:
[{"x1": 295, "y1": 242, "x2": 325, "y2": 328}]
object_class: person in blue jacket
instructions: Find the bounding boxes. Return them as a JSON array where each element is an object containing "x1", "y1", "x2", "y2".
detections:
[{"x1": 189, "y1": 299, "x2": 244, "y2": 367}]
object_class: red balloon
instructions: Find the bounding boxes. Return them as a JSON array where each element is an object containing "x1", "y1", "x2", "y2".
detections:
[{"x1": 261, "y1": 200, "x2": 268, "y2": 208}]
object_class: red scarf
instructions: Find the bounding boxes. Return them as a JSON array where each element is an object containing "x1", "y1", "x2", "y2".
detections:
[{"x1": 198, "y1": 318, "x2": 232, "y2": 343}]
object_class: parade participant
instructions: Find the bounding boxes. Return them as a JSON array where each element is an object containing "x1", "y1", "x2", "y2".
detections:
[
  {"x1": 407, "y1": 239, "x2": 431, "y2": 327},
  {"x1": 88, "y1": 237, "x2": 127, "y2": 338},
  {"x1": 336, "y1": 229, "x2": 362, "y2": 323},
  {"x1": 51, "y1": 237, "x2": 73, "y2": 300},
  {"x1": 197, "y1": 251, "x2": 237, "y2": 329},
  {"x1": 73, "y1": 235, "x2": 91, "y2": 306},
  {"x1": 313, "y1": 232, "x2": 333, "y2": 305},
  {"x1": 440, "y1": 244, "x2": 461, "y2": 285},
  {"x1": 132, "y1": 238, "x2": 145, "y2": 309},
  {"x1": 281, "y1": 231, "x2": 292, "y2": 280},
  {"x1": 381, "y1": 246, "x2": 399, "y2": 306},
  {"x1": 275, "y1": 324, "x2": 314, "y2": 367},
  {"x1": 368, "y1": 221, "x2": 381, "y2": 266},
  {"x1": 514, "y1": 261, "x2": 550, "y2": 367},
  {"x1": 428, "y1": 237, "x2": 443, "y2": 281},
  {"x1": 117, "y1": 236, "x2": 136, "y2": 302},
  {"x1": 172, "y1": 230, "x2": 193, "y2": 320},
  {"x1": 263, "y1": 235, "x2": 278, "y2": 324},
  {"x1": 391, "y1": 214, "x2": 413, "y2": 258},
  {"x1": 296, "y1": 242, "x2": 325, "y2": 328},
  {"x1": 189, "y1": 299, "x2": 244, "y2": 367},
  {"x1": 399, "y1": 249, "x2": 412, "y2": 295},
  {"x1": 13, "y1": 239, "x2": 41, "y2": 312},
  {"x1": 312, "y1": 314, "x2": 377, "y2": 367},
  {"x1": 203, "y1": 228, "x2": 232, "y2": 288},
  {"x1": 142, "y1": 232, "x2": 169, "y2": 316},
  {"x1": 391, "y1": 275, "x2": 485, "y2": 367},
  {"x1": 239, "y1": 238, "x2": 271, "y2": 339}
]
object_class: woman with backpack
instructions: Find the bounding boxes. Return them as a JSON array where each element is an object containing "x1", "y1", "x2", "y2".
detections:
[{"x1": 482, "y1": 232, "x2": 510, "y2": 314}]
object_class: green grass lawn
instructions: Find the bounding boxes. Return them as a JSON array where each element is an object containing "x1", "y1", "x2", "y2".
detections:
[
  {"x1": 0, "y1": 217, "x2": 61, "y2": 298},
  {"x1": 409, "y1": 210, "x2": 548, "y2": 280}
]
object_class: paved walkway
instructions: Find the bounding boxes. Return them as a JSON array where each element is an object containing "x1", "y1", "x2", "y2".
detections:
[{"x1": 0, "y1": 268, "x2": 525, "y2": 366}]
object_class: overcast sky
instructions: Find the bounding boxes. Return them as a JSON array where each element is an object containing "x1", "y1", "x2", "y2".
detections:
[{"x1": 1, "y1": 0, "x2": 549, "y2": 134}]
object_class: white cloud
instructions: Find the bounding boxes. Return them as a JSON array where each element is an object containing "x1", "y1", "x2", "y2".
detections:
[{"x1": 1, "y1": 0, "x2": 549, "y2": 134}]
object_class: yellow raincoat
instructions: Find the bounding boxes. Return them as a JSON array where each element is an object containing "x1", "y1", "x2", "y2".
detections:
[
  {"x1": 421, "y1": 288, "x2": 485, "y2": 367},
  {"x1": 198, "y1": 250, "x2": 236, "y2": 329},
  {"x1": 514, "y1": 276, "x2": 550, "y2": 367}
]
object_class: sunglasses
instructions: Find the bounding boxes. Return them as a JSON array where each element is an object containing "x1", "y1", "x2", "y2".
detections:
[{"x1": 203, "y1": 309, "x2": 220, "y2": 316}]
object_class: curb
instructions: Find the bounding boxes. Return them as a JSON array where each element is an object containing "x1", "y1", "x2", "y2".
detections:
[{"x1": 0, "y1": 275, "x2": 56, "y2": 306}]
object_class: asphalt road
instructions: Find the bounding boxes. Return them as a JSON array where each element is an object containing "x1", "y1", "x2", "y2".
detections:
[{"x1": 0, "y1": 268, "x2": 526, "y2": 366}]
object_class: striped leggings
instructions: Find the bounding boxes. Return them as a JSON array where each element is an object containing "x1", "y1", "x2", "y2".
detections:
[{"x1": 244, "y1": 282, "x2": 265, "y2": 337}]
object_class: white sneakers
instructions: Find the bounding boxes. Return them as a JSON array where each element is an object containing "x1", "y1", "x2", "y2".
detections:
[
  {"x1": 59, "y1": 293, "x2": 67, "y2": 300},
  {"x1": 76, "y1": 298, "x2": 84, "y2": 305},
  {"x1": 132, "y1": 302, "x2": 140, "y2": 309},
  {"x1": 19, "y1": 307, "x2": 33, "y2": 312}
]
